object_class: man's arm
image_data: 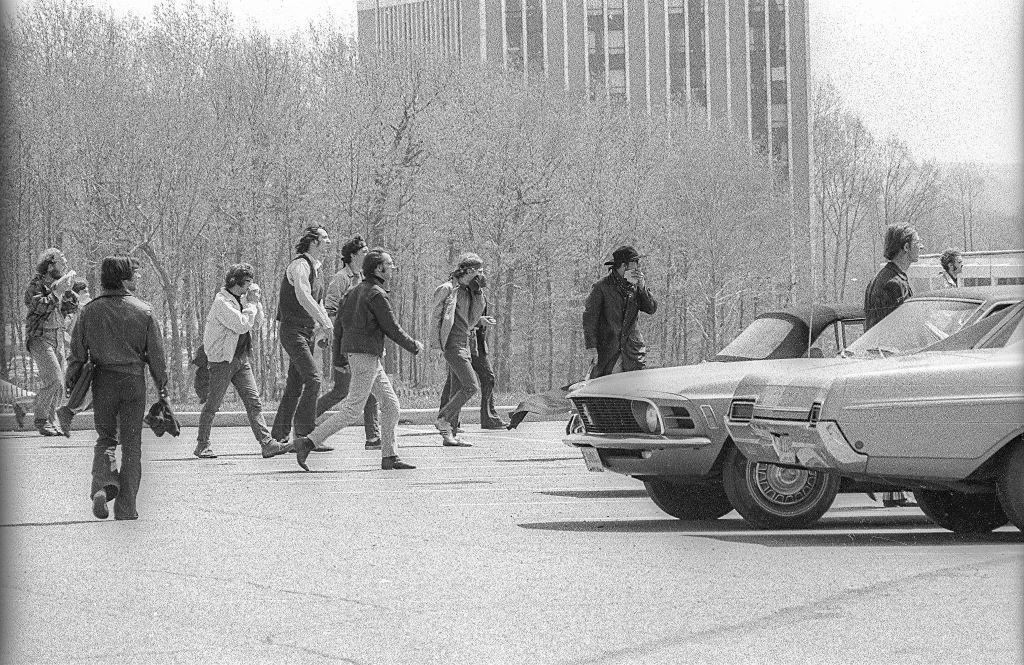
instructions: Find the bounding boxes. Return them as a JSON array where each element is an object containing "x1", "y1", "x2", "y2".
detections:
[
  {"x1": 324, "y1": 271, "x2": 347, "y2": 318},
  {"x1": 430, "y1": 283, "x2": 450, "y2": 347},
  {"x1": 581, "y1": 284, "x2": 603, "y2": 349},
  {"x1": 636, "y1": 285, "x2": 657, "y2": 315},
  {"x1": 210, "y1": 294, "x2": 258, "y2": 334},
  {"x1": 288, "y1": 260, "x2": 332, "y2": 328},
  {"x1": 25, "y1": 280, "x2": 60, "y2": 319},
  {"x1": 145, "y1": 314, "x2": 170, "y2": 393},
  {"x1": 370, "y1": 291, "x2": 421, "y2": 354},
  {"x1": 65, "y1": 313, "x2": 88, "y2": 392}
]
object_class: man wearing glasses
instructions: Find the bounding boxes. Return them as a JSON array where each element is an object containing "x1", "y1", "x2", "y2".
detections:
[
  {"x1": 292, "y1": 249, "x2": 424, "y2": 471},
  {"x1": 317, "y1": 235, "x2": 382, "y2": 450},
  {"x1": 432, "y1": 252, "x2": 495, "y2": 446},
  {"x1": 271, "y1": 224, "x2": 335, "y2": 449}
]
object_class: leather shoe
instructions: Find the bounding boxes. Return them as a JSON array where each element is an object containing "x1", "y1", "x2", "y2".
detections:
[
  {"x1": 365, "y1": 438, "x2": 382, "y2": 450},
  {"x1": 92, "y1": 490, "x2": 109, "y2": 520},
  {"x1": 381, "y1": 456, "x2": 415, "y2": 470},
  {"x1": 311, "y1": 442, "x2": 334, "y2": 452},
  {"x1": 36, "y1": 423, "x2": 60, "y2": 437},
  {"x1": 261, "y1": 439, "x2": 292, "y2": 458},
  {"x1": 294, "y1": 436, "x2": 314, "y2": 471},
  {"x1": 481, "y1": 421, "x2": 509, "y2": 430},
  {"x1": 56, "y1": 406, "x2": 74, "y2": 437},
  {"x1": 443, "y1": 438, "x2": 472, "y2": 447},
  {"x1": 193, "y1": 443, "x2": 217, "y2": 459}
]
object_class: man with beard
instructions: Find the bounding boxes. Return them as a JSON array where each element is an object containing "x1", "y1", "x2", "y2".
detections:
[
  {"x1": 24, "y1": 248, "x2": 79, "y2": 436},
  {"x1": 582, "y1": 245, "x2": 658, "y2": 379}
]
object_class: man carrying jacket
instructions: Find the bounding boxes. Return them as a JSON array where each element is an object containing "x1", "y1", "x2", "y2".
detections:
[
  {"x1": 291, "y1": 249, "x2": 423, "y2": 471},
  {"x1": 68, "y1": 256, "x2": 168, "y2": 521},
  {"x1": 193, "y1": 264, "x2": 290, "y2": 459},
  {"x1": 583, "y1": 245, "x2": 658, "y2": 379}
]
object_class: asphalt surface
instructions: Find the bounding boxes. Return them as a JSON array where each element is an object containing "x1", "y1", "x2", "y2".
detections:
[{"x1": 2, "y1": 422, "x2": 1022, "y2": 664}]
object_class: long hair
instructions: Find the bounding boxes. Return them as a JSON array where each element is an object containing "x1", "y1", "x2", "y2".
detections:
[
  {"x1": 449, "y1": 252, "x2": 483, "y2": 280},
  {"x1": 35, "y1": 248, "x2": 63, "y2": 275},
  {"x1": 100, "y1": 256, "x2": 134, "y2": 290},
  {"x1": 295, "y1": 224, "x2": 327, "y2": 255},
  {"x1": 224, "y1": 263, "x2": 256, "y2": 290}
]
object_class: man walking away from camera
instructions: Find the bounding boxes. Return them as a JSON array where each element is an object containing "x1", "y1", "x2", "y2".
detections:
[{"x1": 68, "y1": 256, "x2": 168, "y2": 521}]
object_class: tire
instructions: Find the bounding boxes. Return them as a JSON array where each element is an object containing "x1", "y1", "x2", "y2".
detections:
[
  {"x1": 915, "y1": 489, "x2": 1009, "y2": 533},
  {"x1": 644, "y1": 478, "x2": 734, "y2": 520},
  {"x1": 996, "y1": 443, "x2": 1024, "y2": 531},
  {"x1": 722, "y1": 446, "x2": 840, "y2": 529}
]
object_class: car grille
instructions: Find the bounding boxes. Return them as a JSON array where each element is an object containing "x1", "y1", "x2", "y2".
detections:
[{"x1": 569, "y1": 397, "x2": 642, "y2": 434}]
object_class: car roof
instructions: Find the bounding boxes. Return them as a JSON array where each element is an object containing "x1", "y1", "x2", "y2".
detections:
[{"x1": 756, "y1": 303, "x2": 863, "y2": 329}]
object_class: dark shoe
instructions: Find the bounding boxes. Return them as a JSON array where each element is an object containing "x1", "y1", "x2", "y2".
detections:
[
  {"x1": 311, "y1": 442, "x2": 334, "y2": 452},
  {"x1": 13, "y1": 403, "x2": 26, "y2": 428},
  {"x1": 381, "y1": 455, "x2": 415, "y2": 470},
  {"x1": 364, "y1": 438, "x2": 382, "y2": 450},
  {"x1": 294, "y1": 436, "x2": 314, "y2": 471},
  {"x1": 260, "y1": 439, "x2": 292, "y2": 458},
  {"x1": 193, "y1": 443, "x2": 217, "y2": 459},
  {"x1": 36, "y1": 422, "x2": 60, "y2": 437},
  {"x1": 92, "y1": 490, "x2": 109, "y2": 520},
  {"x1": 56, "y1": 406, "x2": 74, "y2": 437},
  {"x1": 481, "y1": 421, "x2": 509, "y2": 430}
]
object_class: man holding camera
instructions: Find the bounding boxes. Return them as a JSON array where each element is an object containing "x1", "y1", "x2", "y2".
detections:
[{"x1": 582, "y1": 245, "x2": 658, "y2": 379}]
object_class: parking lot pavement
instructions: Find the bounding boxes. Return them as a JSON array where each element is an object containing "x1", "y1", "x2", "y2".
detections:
[{"x1": 2, "y1": 422, "x2": 1021, "y2": 664}]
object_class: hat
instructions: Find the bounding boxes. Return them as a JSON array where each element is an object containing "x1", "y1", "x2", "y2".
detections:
[{"x1": 604, "y1": 245, "x2": 645, "y2": 266}]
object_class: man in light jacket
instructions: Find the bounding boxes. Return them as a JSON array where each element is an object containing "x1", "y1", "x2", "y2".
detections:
[{"x1": 194, "y1": 264, "x2": 290, "y2": 459}]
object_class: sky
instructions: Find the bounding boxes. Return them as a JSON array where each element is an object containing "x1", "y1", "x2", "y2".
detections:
[{"x1": 17, "y1": 0, "x2": 1023, "y2": 166}]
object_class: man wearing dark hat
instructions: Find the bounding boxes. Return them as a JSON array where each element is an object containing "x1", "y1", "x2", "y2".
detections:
[
  {"x1": 67, "y1": 256, "x2": 168, "y2": 520},
  {"x1": 583, "y1": 245, "x2": 658, "y2": 379},
  {"x1": 432, "y1": 252, "x2": 496, "y2": 446}
]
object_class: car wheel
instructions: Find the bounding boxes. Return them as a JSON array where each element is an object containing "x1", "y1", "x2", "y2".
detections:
[
  {"x1": 996, "y1": 443, "x2": 1024, "y2": 531},
  {"x1": 722, "y1": 446, "x2": 840, "y2": 529},
  {"x1": 644, "y1": 478, "x2": 733, "y2": 520},
  {"x1": 915, "y1": 489, "x2": 1009, "y2": 533}
]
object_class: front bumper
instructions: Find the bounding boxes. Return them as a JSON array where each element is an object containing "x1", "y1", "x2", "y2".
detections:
[
  {"x1": 563, "y1": 434, "x2": 716, "y2": 476},
  {"x1": 724, "y1": 418, "x2": 868, "y2": 474}
]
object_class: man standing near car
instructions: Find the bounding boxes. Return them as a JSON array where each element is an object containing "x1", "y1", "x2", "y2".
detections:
[
  {"x1": 271, "y1": 224, "x2": 335, "y2": 451},
  {"x1": 939, "y1": 248, "x2": 963, "y2": 288},
  {"x1": 864, "y1": 224, "x2": 921, "y2": 507},
  {"x1": 864, "y1": 224, "x2": 922, "y2": 331},
  {"x1": 317, "y1": 235, "x2": 382, "y2": 450},
  {"x1": 582, "y1": 245, "x2": 658, "y2": 379},
  {"x1": 68, "y1": 256, "x2": 168, "y2": 521}
]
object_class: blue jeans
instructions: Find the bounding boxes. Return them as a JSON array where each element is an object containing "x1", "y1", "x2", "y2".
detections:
[
  {"x1": 90, "y1": 369, "x2": 146, "y2": 520},
  {"x1": 272, "y1": 323, "x2": 322, "y2": 440},
  {"x1": 197, "y1": 354, "x2": 272, "y2": 446}
]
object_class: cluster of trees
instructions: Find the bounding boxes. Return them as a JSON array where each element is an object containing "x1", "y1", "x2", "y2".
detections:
[
  {"x1": 1, "y1": 0, "x2": 800, "y2": 399},
  {"x1": 812, "y1": 82, "x2": 1020, "y2": 302}
]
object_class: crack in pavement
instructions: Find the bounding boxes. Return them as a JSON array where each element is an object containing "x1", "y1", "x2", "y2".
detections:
[
  {"x1": 152, "y1": 568, "x2": 392, "y2": 610},
  {"x1": 562, "y1": 553, "x2": 1022, "y2": 665},
  {"x1": 267, "y1": 636, "x2": 363, "y2": 663}
]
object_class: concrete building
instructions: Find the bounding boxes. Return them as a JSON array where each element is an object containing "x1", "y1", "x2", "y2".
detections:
[{"x1": 357, "y1": 0, "x2": 809, "y2": 211}]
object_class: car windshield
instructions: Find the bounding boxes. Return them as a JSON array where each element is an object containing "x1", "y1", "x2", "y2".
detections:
[
  {"x1": 715, "y1": 316, "x2": 805, "y2": 361},
  {"x1": 842, "y1": 298, "x2": 982, "y2": 358}
]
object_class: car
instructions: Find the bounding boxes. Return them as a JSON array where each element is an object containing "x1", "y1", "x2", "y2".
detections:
[
  {"x1": 725, "y1": 300, "x2": 1024, "y2": 533},
  {"x1": 563, "y1": 286, "x2": 1023, "y2": 527}
]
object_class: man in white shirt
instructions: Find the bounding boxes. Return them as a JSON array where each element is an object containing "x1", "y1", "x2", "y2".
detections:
[
  {"x1": 271, "y1": 224, "x2": 335, "y2": 449},
  {"x1": 193, "y1": 264, "x2": 290, "y2": 459}
]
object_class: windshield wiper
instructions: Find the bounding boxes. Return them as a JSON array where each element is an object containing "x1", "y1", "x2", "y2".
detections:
[{"x1": 862, "y1": 346, "x2": 899, "y2": 358}]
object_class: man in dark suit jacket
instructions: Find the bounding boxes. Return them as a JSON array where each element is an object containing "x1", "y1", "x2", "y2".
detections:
[{"x1": 864, "y1": 224, "x2": 922, "y2": 331}]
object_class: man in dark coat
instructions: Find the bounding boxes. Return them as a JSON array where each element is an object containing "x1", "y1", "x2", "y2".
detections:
[
  {"x1": 582, "y1": 245, "x2": 658, "y2": 379},
  {"x1": 864, "y1": 224, "x2": 921, "y2": 331}
]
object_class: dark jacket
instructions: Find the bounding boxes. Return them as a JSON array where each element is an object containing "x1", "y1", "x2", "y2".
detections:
[
  {"x1": 864, "y1": 261, "x2": 912, "y2": 331},
  {"x1": 66, "y1": 289, "x2": 168, "y2": 390},
  {"x1": 338, "y1": 275, "x2": 420, "y2": 357},
  {"x1": 582, "y1": 273, "x2": 658, "y2": 378}
]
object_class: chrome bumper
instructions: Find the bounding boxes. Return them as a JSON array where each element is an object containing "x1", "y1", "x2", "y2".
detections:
[{"x1": 562, "y1": 434, "x2": 713, "y2": 450}]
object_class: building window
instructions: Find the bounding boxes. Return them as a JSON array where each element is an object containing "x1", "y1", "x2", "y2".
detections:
[
  {"x1": 587, "y1": 7, "x2": 605, "y2": 97},
  {"x1": 506, "y1": 2, "x2": 524, "y2": 70},
  {"x1": 525, "y1": 0, "x2": 544, "y2": 74},
  {"x1": 667, "y1": 2, "x2": 686, "y2": 102}
]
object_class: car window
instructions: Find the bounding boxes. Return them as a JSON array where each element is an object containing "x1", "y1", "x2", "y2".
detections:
[
  {"x1": 982, "y1": 306, "x2": 1024, "y2": 348},
  {"x1": 716, "y1": 316, "x2": 802, "y2": 360},
  {"x1": 842, "y1": 320, "x2": 865, "y2": 347},
  {"x1": 809, "y1": 323, "x2": 841, "y2": 358},
  {"x1": 843, "y1": 298, "x2": 982, "y2": 357}
]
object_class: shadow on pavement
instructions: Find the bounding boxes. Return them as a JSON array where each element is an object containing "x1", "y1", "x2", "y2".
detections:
[
  {"x1": 499, "y1": 457, "x2": 582, "y2": 464},
  {"x1": 538, "y1": 489, "x2": 649, "y2": 499},
  {"x1": 1, "y1": 519, "x2": 105, "y2": 528}
]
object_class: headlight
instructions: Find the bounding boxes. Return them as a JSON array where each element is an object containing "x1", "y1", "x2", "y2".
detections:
[{"x1": 645, "y1": 403, "x2": 660, "y2": 433}]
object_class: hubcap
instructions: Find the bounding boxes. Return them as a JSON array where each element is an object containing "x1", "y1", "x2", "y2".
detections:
[{"x1": 751, "y1": 462, "x2": 817, "y2": 505}]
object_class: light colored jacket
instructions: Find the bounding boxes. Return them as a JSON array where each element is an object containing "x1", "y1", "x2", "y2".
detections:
[
  {"x1": 431, "y1": 279, "x2": 486, "y2": 351},
  {"x1": 203, "y1": 288, "x2": 263, "y2": 362}
]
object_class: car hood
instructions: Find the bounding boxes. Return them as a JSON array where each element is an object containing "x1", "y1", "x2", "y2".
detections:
[{"x1": 567, "y1": 357, "x2": 847, "y2": 402}]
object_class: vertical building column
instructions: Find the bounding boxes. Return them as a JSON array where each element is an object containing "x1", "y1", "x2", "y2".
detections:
[
  {"x1": 562, "y1": 0, "x2": 570, "y2": 87},
  {"x1": 501, "y1": 0, "x2": 509, "y2": 68},
  {"x1": 602, "y1": 0, "x2": 610, "y2": 101},
  {"x1": 541, "y1": 0, "x2": 550, "y2": 76},
  {"x1": 643, "y1": 0, "x2": 652, "y2": 114},
  {"x1": 682, "y1": 0, "x2": 691, "y2": 119},
  {"x1": 480, "y1": 0, "x2": 488, "y2": 61},
  {"x1": 763, "y1": 0, "x2": 771, "y2": 162},
  {"x1": 583, "y1": 0, "x2": 591, "y2": 95},
  {"x1": 724, "y1": 0, "x2": 732, "y2": 126},
  {"x1": 623, "y1": 0, "x2": 631, "y2": 104},
  {"x1": 702, "y1": 0, "x2": 711, "y2": 128},
  {"x1": 521, "y1": 0, "x2": 529, "y2": 78},
  {"x1": 664, "y1": 0, "x2": 672, "y2": 113},
  {"x1": 743, "y1": 0, "x2": 753, "y2": 144},
  {"x1": 783, "y1": 0, "x2": 794, "y2": 188}
]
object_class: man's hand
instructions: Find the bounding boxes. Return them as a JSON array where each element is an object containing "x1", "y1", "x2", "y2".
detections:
[
  {"x1": 414, "y1": 340, "x2": 425, "y2": 354},
  {"x1": 53, "y1": 270, "x2": 77, "y2": 293},
  {"x1": 247, "y1": 282, "x2": 262, "y2": 301},
  {"x1": 478, "y1": 315, "x2": 497, "y2": 327}
]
